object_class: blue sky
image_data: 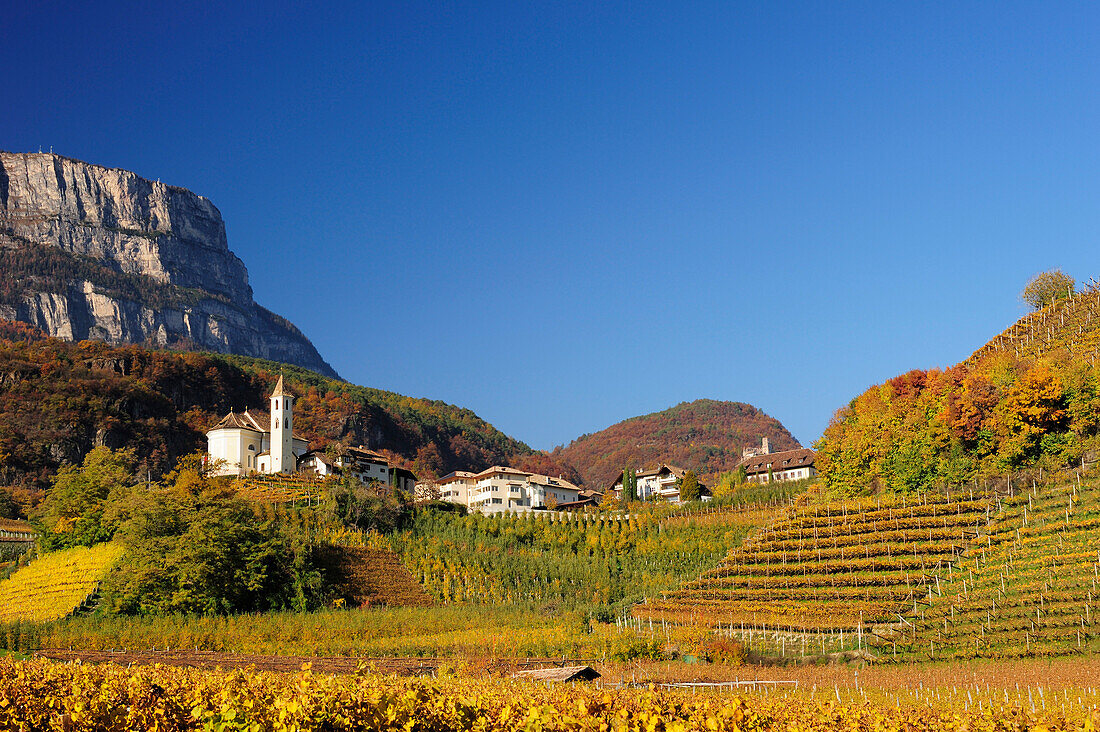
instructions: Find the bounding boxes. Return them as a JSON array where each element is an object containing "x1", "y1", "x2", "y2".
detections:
[{"x1": 5, "y1": 2, "x2": 1100, "y2": 450}]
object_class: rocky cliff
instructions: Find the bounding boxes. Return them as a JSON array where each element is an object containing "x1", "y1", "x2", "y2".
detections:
[{"x1": 0, "y1": 152, "x2": 338, "y2": 378}]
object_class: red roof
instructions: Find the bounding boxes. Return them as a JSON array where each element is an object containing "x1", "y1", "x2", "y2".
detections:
[{"x1": 738, "y1": 448, "x2": 815, "y2": 475}]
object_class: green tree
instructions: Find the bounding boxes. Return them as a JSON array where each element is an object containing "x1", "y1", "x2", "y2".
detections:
[
  {"x1": 103, "y1": 455, "x2": 323, "y2": 615},
  {"x1": 678, "y1": 470, "x2": 702, "y2": 502},
  {"x1": 0, "y1": 488, "x2": 20, "y2": 520},
  {"x1": 324, "y1": 477, "x2": 410, "y2": 533},
  {"x1": 38, "y1": 447, "x2": 136, "y2": 548},
  {"x1": 620, "y1": 467, "x2": 636, "y2": 503},
  {"x1": 1021, "y1": 269, "x2": 1075, "y2": 310}
]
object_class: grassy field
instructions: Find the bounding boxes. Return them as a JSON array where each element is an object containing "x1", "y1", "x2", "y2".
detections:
[
  {"x1": 8, "y1": 473, "x2": 1100, "y2": 671},
  {"x1": 390, "y1": 496, "x2": 773, "y2": 610},
  {"x1": 636, "y1": 491, "x2": 994, "y2": 640}
]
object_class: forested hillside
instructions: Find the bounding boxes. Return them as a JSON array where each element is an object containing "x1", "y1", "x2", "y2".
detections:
[
  {"x1": 552, "y1": 399, "x2": 800, "y2": 489},
  {"x1": 0, "y1": 320, "x2": 565, "y2": 493},
  {"x1": 818, "y1": 281, "x2": 1100, "y2": 493}
]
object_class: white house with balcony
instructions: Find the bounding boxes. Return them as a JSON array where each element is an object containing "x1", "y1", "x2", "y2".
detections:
[
  {"x1": 609, "y1": 463, "x2": 708, "y2": 503},
  {"x1": 415, "y1": 470, "x2": 477, "y2": 504},
  {"x1": 298, "y1": 446, "x2": 418, "y2": 493},
  {"x1": 424, "y1": 466, "x2": 581, "y2": 513}
]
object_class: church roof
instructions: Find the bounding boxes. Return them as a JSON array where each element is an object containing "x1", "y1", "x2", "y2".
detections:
[
  {"x1": 207, "y1": 408, "x2": 309, "y2": 441},
  {"x1": 208, "y1": 410, "x2": 267, "y2": 433},
  {"x1": 270, "y1": 375, "x2": 292, "y2": 398}
]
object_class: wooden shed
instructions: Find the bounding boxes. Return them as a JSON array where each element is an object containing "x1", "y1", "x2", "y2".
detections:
[{"x1": 513, "y1": 665, "x2": 601, "y2": 682}]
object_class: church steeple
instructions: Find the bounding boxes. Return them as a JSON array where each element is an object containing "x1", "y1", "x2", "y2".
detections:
[
  {"x1": 271, "y1": 375, "x2": 290, "y2": 398},
  {"x1": 269, "y1": 375, "x2": 294, "y2": 474}
]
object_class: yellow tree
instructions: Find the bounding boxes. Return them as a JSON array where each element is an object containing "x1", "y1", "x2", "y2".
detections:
[
  {"x1": 995, "y1": 363, "x2": 1067, "y2": 465},
  {"x1": 1021, "y1": 269, "x2": 1075, "y2": 310}
]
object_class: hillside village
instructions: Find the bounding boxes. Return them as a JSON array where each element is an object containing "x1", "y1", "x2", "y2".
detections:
[
  {"x1": 1, "y1": 269, "x2": 1097, "y2": 695},
  {"x1": 6, "y1": 277, "x2": 1100, "y2": 721},
  {"x1": 204, "y1": 377, "x2": 815, "y2": 513},
  {"x1": 11, "y1": 2, "x2": 1100, "y2": 725}
]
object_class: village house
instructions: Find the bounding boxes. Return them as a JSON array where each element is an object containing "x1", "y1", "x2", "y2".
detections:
[
  {"x1": 206, "y1": 377, "x2": 417, "y2": 491},
  {"x1": 419, "y1": 467, "x2": 582, "y2": 513},
  {"x1": 298, "y1": 446, "x2": 418, "y2": 493},
  {"x1": 469, "y1": 467, "x2": 582, "y2": 513},
  {"x1": 737, "y1": 438, "x2": 816, "y2": 483},
  {"x1": 609, "y1": 464, "x2": 710, "y2": 503},
  {"x1": 0, "y1": 518, "x2": 36, "y2": 561},
  {"x1": 415, "y1": 470, "x2": 477, "y2": 504}
]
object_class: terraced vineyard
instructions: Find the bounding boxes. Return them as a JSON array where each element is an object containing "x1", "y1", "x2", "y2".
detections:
[
  {"x1": 0, "y1": 543, "x2": 124, "y2": 622},
  {"x1": 897, "y1": 475, "x2": 1100, "y2": 660},
  {"x1": 635, "y1": 493, "x2": 994, "y2": 635},
  {"x1": 320, "y1": 547, "x2": 435, "y2": 608},
  {"x1": 393, "y1": 508, "x2": 758, "y2": 609},
  {"x1": 234, "y1": 474, "x2": 328, "y2": 505}
]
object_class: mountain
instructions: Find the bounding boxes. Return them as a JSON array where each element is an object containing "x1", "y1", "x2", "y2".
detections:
[
  {"x1": 0, "y1": 320, "x2": 567, "y2": 491},
  {"x1": 0, "y1": 152, "x2": 337, "y2": 378},
  {"x1": 551, "y1": 399, "x2": 801, "y2": 489},
  {"x1": 817, "y1": 287, "x2": 1100, "y2": 493}
]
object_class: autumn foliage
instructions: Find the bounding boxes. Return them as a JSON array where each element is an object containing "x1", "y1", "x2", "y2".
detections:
[
  {"x1": 818, "y1": 289, "x2": 1100, "y2": 493},
  {"x1": 553, "y1": 399, "x2": 800, "y2": 489},
  {"x1": 0, "y1": 320, "x2": 550, "y2": 490}
]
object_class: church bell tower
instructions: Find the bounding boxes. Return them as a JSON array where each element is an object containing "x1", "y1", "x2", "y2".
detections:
[{"x1": 269, "y1": 375, "x2": 294, "y2": 474}]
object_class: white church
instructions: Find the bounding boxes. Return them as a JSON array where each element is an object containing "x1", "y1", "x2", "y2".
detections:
[
  {"x1": 205, "y1": 377, "x2": 418, "y2": 492},
  {"x1": 205, "y1": 376, "x2": 309, "y2": 476}
]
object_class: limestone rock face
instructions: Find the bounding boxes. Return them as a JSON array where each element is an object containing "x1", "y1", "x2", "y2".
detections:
[{"x1": 0, "y1": 152, "x2": 338, "y2": 378}]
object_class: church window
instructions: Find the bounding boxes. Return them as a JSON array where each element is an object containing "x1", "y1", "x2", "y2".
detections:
[
  {"x1": 275, "y1": 400, "x2": 279, "y2": 410},
  {"x1": 285, "y1": 418, "x2": 289, "y2": 428}
]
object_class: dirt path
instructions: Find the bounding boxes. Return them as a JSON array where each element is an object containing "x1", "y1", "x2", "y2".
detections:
[{"x1": 33, "y1": 649, "x2": 599, "y2": 677}]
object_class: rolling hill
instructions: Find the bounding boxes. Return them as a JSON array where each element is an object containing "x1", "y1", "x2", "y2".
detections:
[
  {"x1": 551, "y1": 399, "x2": 801, "y2": 489},
  {"x1": 817, "y1": 285, "x2": 1100, "y2": 493}
]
